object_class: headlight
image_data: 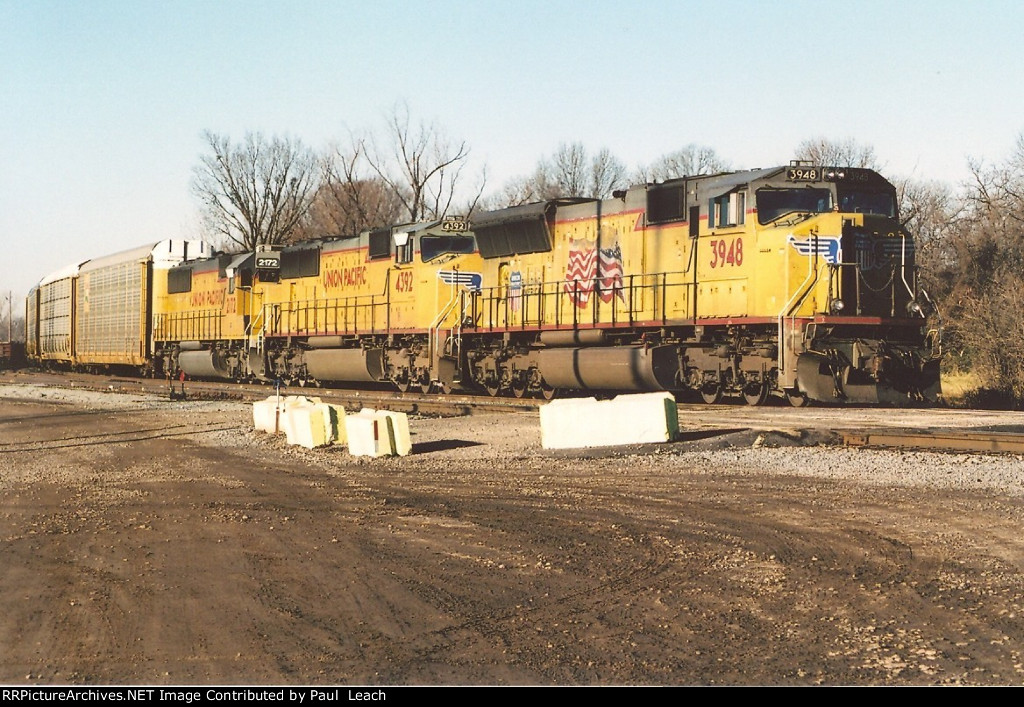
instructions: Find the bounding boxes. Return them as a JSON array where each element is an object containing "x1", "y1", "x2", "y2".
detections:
[{"x1": 830, "y1": 299, "x2": 845, "y2": 314}]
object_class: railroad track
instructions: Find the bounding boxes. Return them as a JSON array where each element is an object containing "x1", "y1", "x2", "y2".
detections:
[
  {"x1": 0, "y1": 370, "x2": 540, "y2": 417},
  {"x1": 7, "y1": 370, "x2": 1024, "y2": 454},
  {"x1": 841, "y1": 429, "x2": 1024, "y2": 454}
]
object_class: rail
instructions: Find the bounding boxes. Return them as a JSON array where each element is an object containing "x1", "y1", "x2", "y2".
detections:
[
  {"x1": 777, "y1": 250, "x2": 820, "y2": 373},
  {"x1": 429, "y1": 284, "x2": 464, "y2": 364},
  {"x1": 842, "y1": 429, "x2": 1024, "y2": 454}
]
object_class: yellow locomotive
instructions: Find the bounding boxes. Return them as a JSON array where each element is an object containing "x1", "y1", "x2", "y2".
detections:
[{"x1": 27, "y1": 163, "x2": 941, "y2": 404}]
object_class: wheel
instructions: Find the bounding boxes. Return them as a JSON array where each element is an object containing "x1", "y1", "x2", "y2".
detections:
[
  {"x1": 700, "y1": 384, "x2": 723, "y2": 404},
  {"x1": 540, "y1": 384, "x2": 558, "y2": 400},
  {"x1": 786, "y1": 390, "x2": 809, "y2": 407},
  {"x1": 394, "y1": 379, "x2": 411, "y2": 393},
  {"x1": 512, "y1": 382, "x2": 528, "y2": 399},
  {"x1": 420, "y1": 381, "x2": 434, "y2": 394},
  {"x1": 743, "y1": 382, "x2": 768, "y2": 406},
  {"x1": 484, "y1": 381, "x2": 501, "y2": 397}
]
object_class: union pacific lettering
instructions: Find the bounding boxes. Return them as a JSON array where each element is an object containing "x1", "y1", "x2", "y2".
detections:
[
  {"x1": 189, "y1": 289, "x2": 227, "y2": 307},
  {"x1": 322, "y1": 266, "x2": 368, "y2": 289}
]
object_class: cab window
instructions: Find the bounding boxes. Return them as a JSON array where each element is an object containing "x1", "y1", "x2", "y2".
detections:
[
  {"x1": 420, "y1": 235, "x2": 475, "y2": 262},
  {"x1": 837, "y1": 190, "x2": 897, "y2": 217},
  {"x1": 756, "y1": 188, "x2": 832, "y2": 224}
]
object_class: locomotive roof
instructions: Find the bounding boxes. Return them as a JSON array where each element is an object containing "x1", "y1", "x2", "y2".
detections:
[
  {"x1": 646, "y1": 165, "x2": 892, "y2": 193},
  {"x1": 677, "y1": 166, "x2": 787, "y2": 191}
]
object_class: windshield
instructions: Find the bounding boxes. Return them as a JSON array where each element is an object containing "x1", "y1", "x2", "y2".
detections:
[
  {"x1": 836, "y1": 190, "x2": 897, "y2": 217},
  {"x1": 420, "y1": 235, "x2": 476, "y2": 262},
  {"x1": 756, "y1": 188, "x2": 832, "y2": 224}
]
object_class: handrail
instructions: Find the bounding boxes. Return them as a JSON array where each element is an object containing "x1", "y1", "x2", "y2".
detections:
[
  {"x1": 900, "y1": 234, "x2": 916, "y2": 302},
  {"x1": 472, "y1": 270, "x2": 695, "y2": 332},
  {"x1": 777, "y1": 247, "x2": 819, "y2": 373},
  {"x1": 264, "y1": 278, "x2": 391, "y2": 338},
  {"x1": 429, "y1": 283, "x2": 463, "y2": 363}
]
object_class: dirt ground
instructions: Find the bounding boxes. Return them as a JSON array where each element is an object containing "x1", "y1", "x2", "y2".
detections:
[{"x1": 3, "y1": 384, "x2": 1024, "y2": 686}]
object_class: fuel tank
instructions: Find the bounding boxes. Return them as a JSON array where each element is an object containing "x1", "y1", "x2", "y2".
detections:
[
  {"x1": 303, "y1": 347, "x2": 384, "y2": 383},
  {"x1": 178, "y1": 349, "x2": 231, "y2": 379},
  {"x1": 537, "y1": 345, "x2": 679, "y2": 391}
]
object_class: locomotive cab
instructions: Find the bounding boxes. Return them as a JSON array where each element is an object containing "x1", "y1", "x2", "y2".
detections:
[{"x1": 759, "y1": 166, "x2": 939, "y2": 403}]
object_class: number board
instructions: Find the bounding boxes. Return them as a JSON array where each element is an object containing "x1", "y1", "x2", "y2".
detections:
[
  {"x1": 441, "y1": 218, "x2": 469, "y2": 232},
  {"x1": 256, "y1": 254, "x2": 280, "y2": 270},
  {"x1": 787, "y1": 167, "x2": 820, "y2": 181}
]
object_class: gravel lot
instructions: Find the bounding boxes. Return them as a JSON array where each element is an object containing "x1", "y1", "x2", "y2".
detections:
[{"x1": 4, "y1": 381, "x2": 1024, "y2": 685}]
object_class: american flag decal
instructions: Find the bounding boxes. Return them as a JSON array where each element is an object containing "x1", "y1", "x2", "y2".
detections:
[
  {"x1": 438, "y1": 270, "x2": 482, "y2": 291},
  {"x1": 787, "y1": 235, "x2": 843, "y2": 265},
  {"x1": 563, "y1": 239, "x2": 626, "y2": 308}
]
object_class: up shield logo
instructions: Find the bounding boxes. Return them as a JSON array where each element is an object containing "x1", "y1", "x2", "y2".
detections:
[{"x1": 787, "y1": 235, "x2": 843, "y2": 265}]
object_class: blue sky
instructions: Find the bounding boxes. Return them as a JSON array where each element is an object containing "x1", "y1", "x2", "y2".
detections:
[{"x1": 3, "y1": 0, "x2": 1023, "y2": 300}]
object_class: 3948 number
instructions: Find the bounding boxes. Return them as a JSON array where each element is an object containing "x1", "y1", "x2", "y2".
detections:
[{"x1": 709, "y1": 237, "x2": 743, "y2": 268}]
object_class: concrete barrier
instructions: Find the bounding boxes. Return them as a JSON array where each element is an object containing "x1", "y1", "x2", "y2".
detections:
[
  {"x1": 375, "y1": 410, "x2": 412, "y2": 456},
  {"x1": 324, "y1": 404, "x2": 347, "y2": 445},
  {"x1": 284, "y1": 404, "x2": 330, "y2": 449},
  {"x1": 253, "y1": 397, "x2": 403, "y2": 454},
  {"x1": 345, "y1": 409, "x2": 412, "y2": 457},
  {"x1": 253, "y1": 395, "x2": 322, "y2": 435},
  {"x1": 254, "y1": 396, "x2": 350, "y2": 451},
  {"x1": 252, "y1": 397, "x2": 280, "y2": 434},
  {"x1": 539, "y1": 392, "x2": 679, "y2": 450}
]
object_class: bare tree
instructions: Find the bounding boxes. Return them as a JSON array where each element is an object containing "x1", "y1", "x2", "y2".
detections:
[
  {"x1": 0, "y1": 291, "x2": 24, "y2": 342},
  {"x1": 548, "y1": 142, "x2": 590, "y2": 197},
  {"x1": 483, "y1": 174, "x2": 541, "y2": 209},
  {"x1": 894, "y1": 177, "x2": 963, "y2": 268},
  {"x1": 293, "y1": 141, "x2": 406, "y2": 240},
  {"x1": 362, "y1": 104, "x2": 483, "y2": 223},
  {"x1": 588, "y1": 147, "x2": 629, "y2": 198},
  {"x1": 794, "y1": 136, "x2": 880, "y2": 169},
  {"x1": 488, "y1": 142, "x2": 627, "y2": 207},
  {"x1": 638, "y1": 144, "x2": 729, "y2": 181},
  {"x1": 192, "y1": 131, "x2": 321, "y2": 250},
  {"x1": 929, "y1": 133, "x2": 1024, "y2": 401}
]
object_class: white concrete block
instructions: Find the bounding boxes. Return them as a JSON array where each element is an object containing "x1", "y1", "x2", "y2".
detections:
[
  {"x1": 253, "y1": 395, "x2": 317, "y2": 434},
  {"x1": 539, "y1": 392, "x2": 679, "y2": 450},
  {"x1": 324, "y1": 404, "x2": 347, "y2": 445},
  {"x1": 252, "y1": 398, "x2": 281, "y2": 433},
  {"x1": 284, "y1": 404, "x2": 329, "y2": 449},
  {"x1": 373, "y1": 410, "x2": 412, "y2": 456},
  {"x1": 345, "y1": 414, "x2": 383, "y2": 456},
  {"x1": 344, "y1": 409, "x2": 412, "y2": 457}
]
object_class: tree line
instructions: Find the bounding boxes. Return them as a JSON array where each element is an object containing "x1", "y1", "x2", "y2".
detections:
[{"x1": 191, "y1": 105, "x2": 735, "y2": 251}]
